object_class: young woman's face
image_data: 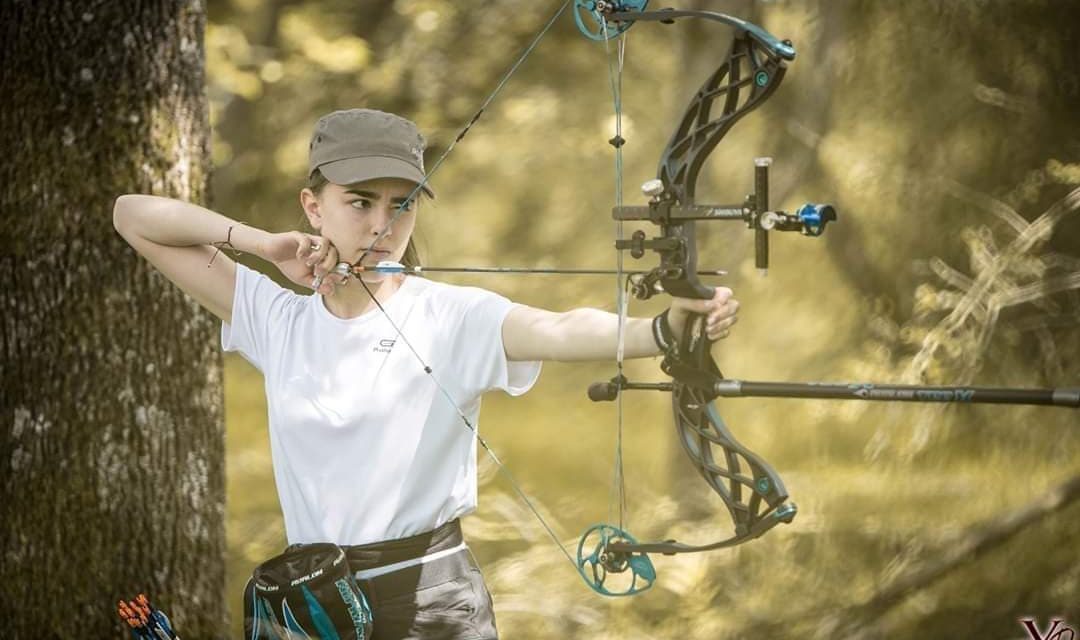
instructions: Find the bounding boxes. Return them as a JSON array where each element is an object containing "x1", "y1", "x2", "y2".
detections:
[{"x1": 306, "y1": 177, "x2": 418, "y2": 267}]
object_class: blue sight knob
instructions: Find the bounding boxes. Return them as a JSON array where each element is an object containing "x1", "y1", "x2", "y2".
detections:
[{"x1": 795, "y1": 203, "x2": 836, "y2": 236}]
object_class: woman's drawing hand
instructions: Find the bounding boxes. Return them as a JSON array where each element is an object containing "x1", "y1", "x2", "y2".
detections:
[{"x1": 259, "y1": 231, "x2": 346, "y2": 295}]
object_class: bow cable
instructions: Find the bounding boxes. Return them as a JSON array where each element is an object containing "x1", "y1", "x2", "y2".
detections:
[
  {"x1": 356, "y1": 283, "x2": 577, "y2": 568},
  {"x1": 348, "y1": 0, "x2": 583, "y2": 576},
  {"x1": 599, "y1": 11, "x2": 631, "y2": 544}
]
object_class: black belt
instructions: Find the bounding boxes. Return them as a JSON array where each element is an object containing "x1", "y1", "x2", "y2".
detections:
[
  {"x1": 345, "y1": 519, "x2": 473, "y2": 606},
  {"x1": 344, "y1": 518, "x2": 465, "y2": 572}
]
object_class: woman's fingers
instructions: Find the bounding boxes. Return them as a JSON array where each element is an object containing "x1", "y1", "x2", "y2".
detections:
[
  {"x1": 294, "y1": 232, "x2": 321, "y2": 261},
  {"x1": 312, "y1": 249, "x2": 354, "y2": 296},
  {"x1": 314, "y1": 245, "x2": 338, "y2": 280},
  {"x1": 706, "y1": 313, "x2": 738, "y2": 340},
  {"x1": 694, "y1": 288, "x2": 739, "y2": 340},
  {"x1": 306, "y1": 238, "x2": 330, "y2": 268},
  {"x1": 297, "y1": 235, "x2": 335, "y2": 293}
]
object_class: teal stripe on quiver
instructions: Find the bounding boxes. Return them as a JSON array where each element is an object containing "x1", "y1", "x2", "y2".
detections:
[
  {"x1": 263, "y1": 596, "x2": 283, "y2": 632},
  {"x1": 281, "y1": 597, "x2": 312, "y2": 638},
  {"x1": 254, "y1": 596, "x2": 279, "y2": 639},
  {"x1": 333, "y1": 576, "x2": 371, "y2": 635},
  {"x1": 249, "y1": 596, "x2": 261, "y2": 640},
  {"x1": 302, "y1": 585, "x2": 341, "y2": 640},
  {"x1": 347, "y1": 575, "x2": 372, "y2": 624}
]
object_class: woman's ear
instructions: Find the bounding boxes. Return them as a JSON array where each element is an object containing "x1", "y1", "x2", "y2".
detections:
[{"x1": 300, "y1": 188, "x2": 322, "y2": 230}]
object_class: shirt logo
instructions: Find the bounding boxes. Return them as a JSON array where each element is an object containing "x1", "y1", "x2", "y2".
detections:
[{"x1": 373, "y1": 338, "x2": 396, "y2": 354}]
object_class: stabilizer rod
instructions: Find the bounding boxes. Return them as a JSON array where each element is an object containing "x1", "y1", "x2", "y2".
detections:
[{"x1": 588, "y1": 378, "x2": 1080, "y2": 408}]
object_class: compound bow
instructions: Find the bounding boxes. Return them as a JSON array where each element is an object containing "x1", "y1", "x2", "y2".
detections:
[
  {"x1": 340, "y1": 0, "x2": 1078, "y2": 598},
  {"x1": 570, "y1": 1, "x2": 828, "y2": 595}
]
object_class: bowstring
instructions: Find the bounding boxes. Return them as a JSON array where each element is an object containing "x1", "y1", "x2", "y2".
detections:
[{"x1": 356, "y1": 0, "x2": 574, "y2": 266}]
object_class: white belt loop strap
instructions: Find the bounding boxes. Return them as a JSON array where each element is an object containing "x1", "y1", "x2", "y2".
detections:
[{"x1": 353, "y1": 542, "x2": 468, "y2": 580}]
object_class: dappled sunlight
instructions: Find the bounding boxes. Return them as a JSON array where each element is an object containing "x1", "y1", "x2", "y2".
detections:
[{"x1": 211, "y1": 1, "x2": 1079, "y2": 637}]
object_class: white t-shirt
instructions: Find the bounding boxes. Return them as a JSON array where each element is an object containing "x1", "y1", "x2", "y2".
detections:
[{"x1": 222, "y1": 264, "x2": 541, "y2": 546}]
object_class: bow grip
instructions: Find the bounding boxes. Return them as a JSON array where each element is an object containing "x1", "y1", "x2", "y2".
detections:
[{"x1": 658, "y1": 222, "x2": 715, "y2": 301}]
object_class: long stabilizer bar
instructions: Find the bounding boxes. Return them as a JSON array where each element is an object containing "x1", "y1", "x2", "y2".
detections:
[{"x1": 589, "y1": 379, "x2": 1079, "y2": 408}]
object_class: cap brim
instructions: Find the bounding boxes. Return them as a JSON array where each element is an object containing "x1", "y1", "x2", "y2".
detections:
[{"x1": 318, "y1": 156, "x2": 435, "y2": 199}]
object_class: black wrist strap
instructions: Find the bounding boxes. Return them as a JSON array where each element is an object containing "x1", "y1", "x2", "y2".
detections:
[{"x1": 652, "y1": 309, "x2": 677, "y2": 354}]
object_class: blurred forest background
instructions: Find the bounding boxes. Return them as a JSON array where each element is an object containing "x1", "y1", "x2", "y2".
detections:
[{"x1": 207, "y1": 1, "x2": 1080, "y2": 638}]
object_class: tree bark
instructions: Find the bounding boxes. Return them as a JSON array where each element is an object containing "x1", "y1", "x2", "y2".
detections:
[{"x1": 0, "y1": 1, "x2": 225, "y2": 637}]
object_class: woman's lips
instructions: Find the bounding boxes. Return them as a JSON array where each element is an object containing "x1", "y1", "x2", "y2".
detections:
[{"x1": 358, "y1": 249, "x2": 391, "y2": 263}]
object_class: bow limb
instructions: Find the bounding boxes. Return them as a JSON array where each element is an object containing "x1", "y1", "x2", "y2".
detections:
[
  {"x1": 608, "y1": 8, "x2": 796, "y2": 61},
  {"x1": 605, "y1": 311, "x2": 797, "y2": 557}
]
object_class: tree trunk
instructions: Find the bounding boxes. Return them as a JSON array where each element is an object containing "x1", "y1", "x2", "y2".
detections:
[{"x1": 0, "y1": 1, "x2": 225, "y2": 637}]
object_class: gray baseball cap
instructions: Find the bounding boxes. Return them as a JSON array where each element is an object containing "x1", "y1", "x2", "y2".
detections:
[{"x1": 307, "y1": 108, "x2": 434, "y2": 198}]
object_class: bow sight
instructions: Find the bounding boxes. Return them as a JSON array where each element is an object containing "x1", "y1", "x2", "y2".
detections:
[{"x1": 614, "y1": 159, "x2": 837, "y2": 299}]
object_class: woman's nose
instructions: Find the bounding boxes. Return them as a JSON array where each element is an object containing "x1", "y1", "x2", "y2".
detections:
[{"x1": 370, "y1": 205, "x2": 394, "y2": 236}]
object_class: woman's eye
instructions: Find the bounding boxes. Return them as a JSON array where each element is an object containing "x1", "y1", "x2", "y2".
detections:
[
  {"x1": 350, "y1": 199, "x2": 371, "y2": 210},
  {"x1": 396, "y1": 200, "x2": 415, "y2": 213}
]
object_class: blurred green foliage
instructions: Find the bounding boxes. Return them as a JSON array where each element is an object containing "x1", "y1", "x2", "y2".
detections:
[{"x1": 210, "y1": 1, "x2": 1080, "y2": 637}]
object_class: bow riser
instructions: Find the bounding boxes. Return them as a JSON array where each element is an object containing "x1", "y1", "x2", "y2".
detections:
[{"x1": 640, "y1": 31, "x2": 791, "y2": 301}]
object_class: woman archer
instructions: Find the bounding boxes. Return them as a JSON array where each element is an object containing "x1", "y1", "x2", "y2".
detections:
[{"x1": 113, "y1": 108, "x2": 740, "y2": 639}]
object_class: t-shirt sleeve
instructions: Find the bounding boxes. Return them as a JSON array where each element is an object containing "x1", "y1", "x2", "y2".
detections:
[
  {"x1": 451, "y1": 289, "x2": 541, "y2": 398},
  {"x1": 221, "y1": 263, "x2": 297, "y2": 372}
]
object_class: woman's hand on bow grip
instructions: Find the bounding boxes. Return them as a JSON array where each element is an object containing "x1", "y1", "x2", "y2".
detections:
[
  {"x1": 668, "y1": 286, "x2": 740, "y2": 342},
  {"x1": 258, "y1": 231, "x2": 346, "y2": 295}
]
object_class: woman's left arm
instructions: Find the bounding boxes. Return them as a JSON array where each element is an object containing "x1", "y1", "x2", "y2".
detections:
[{"x1": 502, "y1": 287, "x2": 740, "y2": 362}]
